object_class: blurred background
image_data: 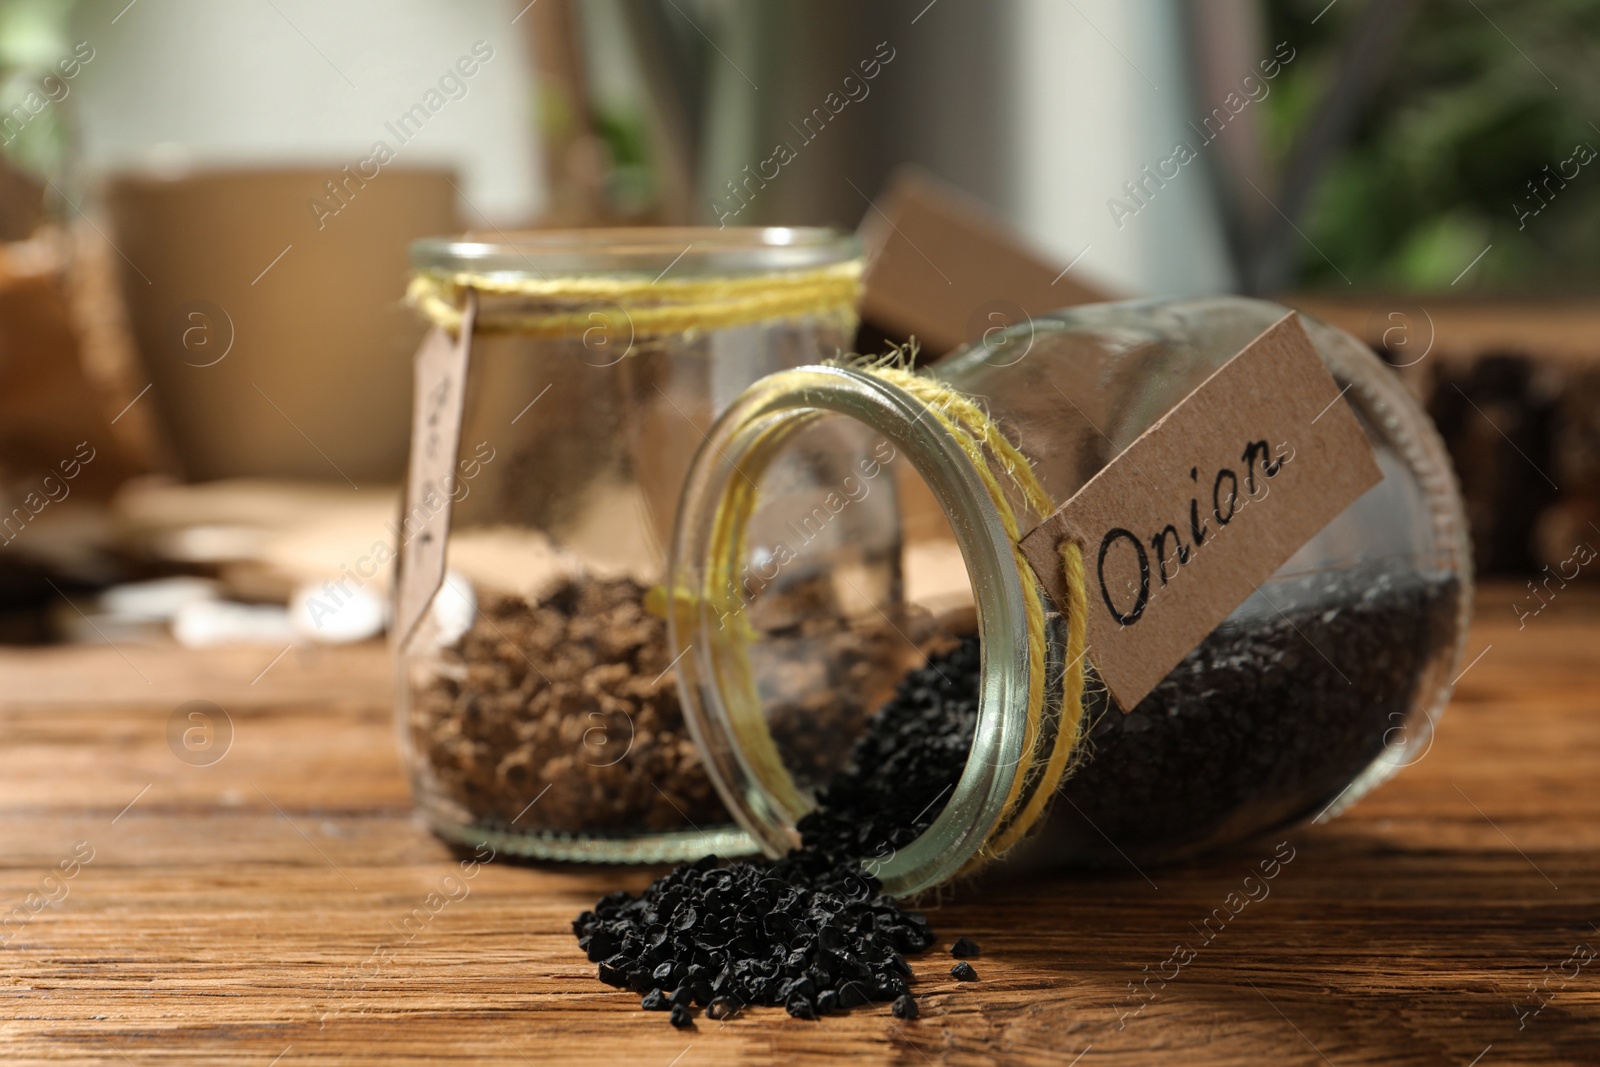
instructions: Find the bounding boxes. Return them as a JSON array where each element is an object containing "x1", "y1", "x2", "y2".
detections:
[{"x1": 0, "y1": 0, "x2": 1594, "y2": 648}]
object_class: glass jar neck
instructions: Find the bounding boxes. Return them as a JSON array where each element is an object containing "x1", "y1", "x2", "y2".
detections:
[
  {"x1": 407, "y1": 227, "x2": 863, "y2": 342},
  {"x1": 670, "y1": 364, "x2": 1047, "y2": 897}
]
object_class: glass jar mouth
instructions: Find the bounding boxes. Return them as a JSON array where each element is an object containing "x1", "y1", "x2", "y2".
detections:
[
  {"x1": 410, "y1": 226, "x2": 861, "y2": 279},
  {"x1": 669, "y1": 364, "x2": 1038, "y2": 898}
]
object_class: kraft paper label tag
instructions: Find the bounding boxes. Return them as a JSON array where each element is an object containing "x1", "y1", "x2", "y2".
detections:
[
  {"x1": 393, "y1": 293, "x2": 475, "y2": 646},
  {"x1": 1018, "y1": 311, "x2": 1383, "y2": 710}
]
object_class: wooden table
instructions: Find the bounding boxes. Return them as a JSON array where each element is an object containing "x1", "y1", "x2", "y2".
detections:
[{"x1": 2, "y1": 583, "x2": 1597, "y2": 1065}]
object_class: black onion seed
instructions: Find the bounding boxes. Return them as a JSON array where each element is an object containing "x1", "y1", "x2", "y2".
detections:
[
  {"x1": 891, "y1": 994, "x2": 919, "y2": 1019},
  {"x1": 950, "y1": 937, "x2": 980, "y2": 958},
  {"x1": 950, "y1": 961, "x2": 977, "y2": 982}
]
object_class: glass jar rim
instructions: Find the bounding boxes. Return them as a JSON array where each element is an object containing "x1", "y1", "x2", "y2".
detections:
[
  {"x1": 411, "y1": 226, "x2": 860, "y2": 279},
  {"x1": 669, "y1": 364, "x2": 1035, "y2": 898}
]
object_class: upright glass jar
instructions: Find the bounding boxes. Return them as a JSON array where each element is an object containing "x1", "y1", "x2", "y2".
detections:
[
  {"x1": 671, "y1": 296, "x2": 1472, "y2": 895},
  {"x1": 396, "y1": 227, "x2": 907, "y2": 863}
]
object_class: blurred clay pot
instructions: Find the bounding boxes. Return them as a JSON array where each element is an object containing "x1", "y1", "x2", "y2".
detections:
[{"x1": 106, "y1": 167, "x2": 459, "y2": 484}]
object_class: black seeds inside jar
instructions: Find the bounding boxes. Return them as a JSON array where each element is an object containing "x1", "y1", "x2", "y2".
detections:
[
  {"x1": 573, "y1": 639, "x2": 980, "y2": 1024},
  {"x1": 796, "y1": 636, "x2": 982, "y2": 859},
  {"x1": 1043, "y1": 562, "x2": 1460, "y2": 867}
]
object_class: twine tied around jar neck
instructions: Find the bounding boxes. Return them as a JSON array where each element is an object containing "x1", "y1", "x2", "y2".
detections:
[
  {"x1": 406, "y1": 259, "x2": 864, "y2": 339},
  {"x1": 857, "y1": 362, "x2": 1090, "y2": 876}
]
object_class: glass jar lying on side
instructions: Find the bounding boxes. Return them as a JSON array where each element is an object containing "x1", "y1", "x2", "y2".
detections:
[
  {"x1": 670, "y1": 296, "x2": 1472, "y2": 896},
  {"x1": 395, "y1": 227, "x2": 909, "y2": 863}
]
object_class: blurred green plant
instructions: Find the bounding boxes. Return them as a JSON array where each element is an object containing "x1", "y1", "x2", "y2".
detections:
[
  {"x1": 591, "y1": 106, "x2": 658, "y2": 218},
  {"x1": 1266, "y1": 0, "x2": 1600, "y2": 293},
  {"x1": 0, "y1": 0, "x2": 79, "y2": 192}
]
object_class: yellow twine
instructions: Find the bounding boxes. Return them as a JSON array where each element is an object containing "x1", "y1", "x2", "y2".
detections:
[
  {"x1": 996, "y1": 539, "x2": 1088, "y2": 853},
  {"x1": 700, "y1": 413, "x2": 818, "y2": 819},
  {"x1": 407, "y1": 260, "x2": 863, "y2": 338},
  {"x1": 857, "y1": 364, "x2": 1089, "y2": 873}
]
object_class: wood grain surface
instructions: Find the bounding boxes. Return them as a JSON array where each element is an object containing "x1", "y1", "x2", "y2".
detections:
[{"x1": 1, "y1": 583, "x2": 1597, "y2": 1065}]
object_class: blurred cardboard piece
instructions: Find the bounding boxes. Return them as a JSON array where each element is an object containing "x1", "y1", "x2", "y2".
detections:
[
  {"x1": 0, "y1": 230, "x2": 140, "y2": 500},
  {"x1": 0, "y1": 156, "x2": 44, "y2": 242},
  {"x1": 68, "y1": 218, "x2": 176, "y2": 477},
  {"x1": 858, "y1": 166, "x2": 1116, "y2": 357},
  {"x1": 105, "y1": 167, "x2": 459, "y2": 484},
  {"x1": 857, "y1": 169, "x2": 1116, "y2": 589}
]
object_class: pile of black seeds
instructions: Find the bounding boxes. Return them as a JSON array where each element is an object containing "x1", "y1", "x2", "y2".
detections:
[
  {"x1": 1044, "y1": 562, "x2": 1460, "y2": 867},
  {"x1": 573, "y1": 638, "x2": 982, "y2": 1025},
  {"x1": 576, "y1": 851, "x2": 931, "y2": 1025}
]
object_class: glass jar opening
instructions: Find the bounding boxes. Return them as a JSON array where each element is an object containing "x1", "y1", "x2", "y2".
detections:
[{"x1": 671, "y1": 365, "x2": 1038, "y2": 897}]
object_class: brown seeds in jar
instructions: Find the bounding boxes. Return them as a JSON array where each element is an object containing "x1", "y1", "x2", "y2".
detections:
[{"x1": 412, "y1": 575, "x2": 727, "y2": 834}]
